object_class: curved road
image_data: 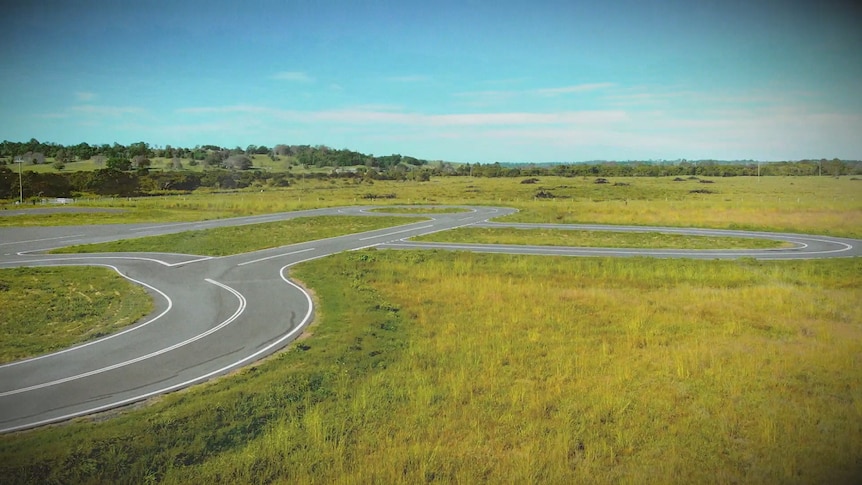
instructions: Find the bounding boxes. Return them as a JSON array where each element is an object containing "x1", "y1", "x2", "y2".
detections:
[{"x1": 0, "y1": 206, "x2": 859, "y2": 432}]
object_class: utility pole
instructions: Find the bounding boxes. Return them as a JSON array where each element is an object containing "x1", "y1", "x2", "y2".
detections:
[{"x1": 15, "y1": 159, "x2": 23, "y2": 203}]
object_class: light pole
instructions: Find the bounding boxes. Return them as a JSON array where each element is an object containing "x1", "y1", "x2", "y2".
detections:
[{"x1": 15, "y1": 159, "x2": 23, "y2": 204}]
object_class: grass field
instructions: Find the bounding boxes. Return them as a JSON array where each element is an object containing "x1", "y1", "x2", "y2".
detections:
[
  {"x1": 0, "y1": 266, "x2": 152, "y2": 363},
  {"x1": 1, "y1": 175, "x2": 860, "y2": 483},
  {"x1": 1, "y1": 252, "x2": 859, "y2": 483},
  {"x1": 3, "y1": 176, "x2": 861, "y2": 238}
]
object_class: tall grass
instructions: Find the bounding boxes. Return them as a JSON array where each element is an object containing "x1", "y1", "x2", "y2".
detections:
[
  {"x1": 3, "y1": 253, "x2": 859, "y2": 483},
  {"x1": 4, "y1": 176, "x2": 861, "y2": 237},
  {"x1": 189, "y1": 253, "x2": 861, "y2": 484}
]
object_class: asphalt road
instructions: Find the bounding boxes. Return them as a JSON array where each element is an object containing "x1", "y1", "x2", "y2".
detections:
[{"x1": 0, "y1": 206, "x2": 859, "y2": 432}]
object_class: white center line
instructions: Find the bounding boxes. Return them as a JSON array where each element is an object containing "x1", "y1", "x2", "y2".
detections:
[
  {"x1": 237, "y1": 247, "x2": 316, "y2": 266},
  {"x1": 0, "y1": 234, "x2": 85, "y2": 246},
  {"x1": 0, "y1": 279, "x2": 246, "y2": 397},
  {"x1": 358, "y1": 224, "x2": 434, "y2": 241}
]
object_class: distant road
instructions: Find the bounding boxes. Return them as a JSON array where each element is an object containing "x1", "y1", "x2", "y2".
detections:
[{"x1": 1, "y1": 206, "x2": 859, "y2": 432}]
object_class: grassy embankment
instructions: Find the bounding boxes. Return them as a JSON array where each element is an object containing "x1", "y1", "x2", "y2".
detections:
[
  {"x1": 1, "y1": 252, "x2": 860, "y2": 483},
  {"x1": 3, "y1": 176, "x2": 860, "y2": 238},
  {"x1": 49, "y1": 215, "x2": 426, "y2": 257},
  {"x1": 0, "y1": 266, "x2": 152, "y2": 364}
]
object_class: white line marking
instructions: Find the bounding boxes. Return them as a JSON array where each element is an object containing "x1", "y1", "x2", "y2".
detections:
[
  {"x1": 358, "y1": 224, "x2": 434, "y2": 241},
  {"x1": 0, "y1": 234, "x2": 85, "y2": 247},
  {"x1": 128, "y1": 222, "x2": 195, "y2": 232},
  {"x1": 349, "y1": 243, "x2": 382, "y2": 251},
  {"x1": 1, "y1": 206, "x2": 858, "y2": 432},
  {"x1": 237, "y1": 247, "x2": 316, "y2": 266},
  {"x1": 383, "y1": 240, "x2": 854, "y2": 258},
  {"x1": 4, "y1": 255, "x2": 202, "y2": 267},
  {"x1": 0, "y1": 265, "x2": 314, "y2": 433},
  {"x1": 0, "y1": 264, "x2": 173, "y2": 369},
  {"x1": 167, "y1": 256, "x2": 213, "y2": 267},
  {"x1": 0, "y1": 279, "x2": 246, "y2": 398}
]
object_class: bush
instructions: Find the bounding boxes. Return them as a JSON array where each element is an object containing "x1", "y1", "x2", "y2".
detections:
[{"x1": 222, "y1": 155, "x2": 253, "y2": 170}]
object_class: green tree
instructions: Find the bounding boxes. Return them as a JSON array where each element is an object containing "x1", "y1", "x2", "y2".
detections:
[
  {"x1": 128, "y1": 141, "x2": 150, "y2": 158},
  {"x1": 132, "y1": 155, "x2": 151, "y2": 170},
  {"x1": 223, "y1": 155, "x2": 253, "y2": 170},
  {"x1": 54, "y1": 148, "x2": 72, "y2": 164},
  {"x1": 106, "y1": 157, "x2": 132, "y2": 171}
]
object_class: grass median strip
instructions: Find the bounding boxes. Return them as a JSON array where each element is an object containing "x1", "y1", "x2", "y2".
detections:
[
  {"x1": 0, "y1": 266, "x2": 152, "y2": 364},
  {"x1": 367, "y1": 207, "x2": 471, "y2": 214},
  {"x1": 49, "y1": 216, "x2": 427, "y2": 256},
  {"x1": 412, "y1": 226, "x2": 791, "y2": 249}
]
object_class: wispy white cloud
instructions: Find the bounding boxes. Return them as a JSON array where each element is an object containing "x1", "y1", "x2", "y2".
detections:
[
  {"x1": 75, "y1": 91, "x2": 97, "y2": 101},
  {"x1": 453, "y1": 83, "x2": 614, "y2": 107},
  {"x1": 532, "y1": 83, "x2": 615, "y2": 96},
  {"x1": 176, "y1": 105, "x2": 625, "y2": 127},
  {"x1": 33, "y1": 103, "x2": 147, "y2": 123},
  {"x1": 271, "y1": 71, "x2": 314, "y2": 82},
  {"x1": 343, "y1": 103, "x2": 404, "y2": 112},
  {"x1": 168, "y1": 98, "x2": 862, "y2": 161},
  {"x1": 451, "y1": 89, "x2": 518, "y2": 108},
  {"x1": 427, "y1": 111, "x2": 625, "y2": 126},
  {"x1": 601, "y1": 86, "x2": 812, "y2": 111},
  {"x1": 176, "y1": 104, "x2": 273, "y2": 115}
]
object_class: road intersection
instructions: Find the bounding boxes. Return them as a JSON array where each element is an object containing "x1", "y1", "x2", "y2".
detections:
[{"x1": 1, "y1": 206, "x2": 859, "y2": 432}]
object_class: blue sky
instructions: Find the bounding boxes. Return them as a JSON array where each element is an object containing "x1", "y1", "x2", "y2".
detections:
[{"x1": 1, "y1": 0, "x2": 860, "y2": 163}]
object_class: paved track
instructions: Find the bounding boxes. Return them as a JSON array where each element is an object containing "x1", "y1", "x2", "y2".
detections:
[{"x1": 0, "y1": 206, "x2": 859, "y2": 432}]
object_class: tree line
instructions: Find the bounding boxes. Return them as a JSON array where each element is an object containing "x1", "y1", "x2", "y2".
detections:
[
  {"x1": 1, "y1": 139, "x2": 860, "y2": 200},
  {"x1": 463, "y1": 159, "x2": 861, "y2": 178},
  {"x1": 0, "y1": 139, "x2": 430, "y2": 172}
]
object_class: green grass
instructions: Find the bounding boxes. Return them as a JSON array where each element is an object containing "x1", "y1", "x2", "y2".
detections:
[
  {"x1": 49, "y1": 216, "x2": 427, "y2": 256},
  {"x1": 495, "y1": 176, "x2": 862, "y2": 238},
  {"x1": 1, "y1": 175, "x2": 861, "y2": 482},
  {"x1": 0, "y1": 266, "x2": 152, "y2": 363},
  {"x1": 3, "y1": 176, "x2": 860, "y2": 237},
  {"x1": 0, "y1": 207, "x2": 237, "y2": 227},
  {"x1": 2, "y1": 253, "x2": 860, "y2": 483},
  {"x1": 17, "y1": 176, "x2": 862, "y2": 237},
  {"x1": 413, "y1": 226, "x2": 791, "y2": 249}
]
